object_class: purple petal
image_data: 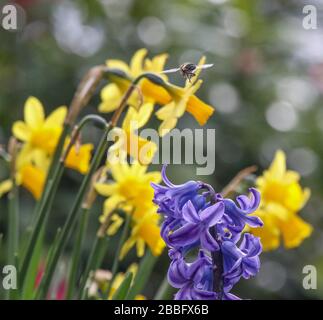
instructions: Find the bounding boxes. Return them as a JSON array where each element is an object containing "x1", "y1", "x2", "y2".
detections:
[
  {"x1": 191, "y1": 288, "x2": 217, "y2": 300},
  {"x1": 200, "y1": 229, "x2": 220, "y2": 251},
  {"x1": 199, "y1": 201, "x2": 225, "y2": 226},
  {"x1": 167, "y1": 259, "x2": 188, "y2": 288},
  {"x1": 236, "y1": 195, "x2": 251, "y2": 211},
  {"x1": 169, "y1": 223, "x2": 201, "y2": 248},
  {"x1": 221, "y1": 241, "x2": 244, "y2": 274},
  {"x1": 223, "y1": 292, "x2": 241, "y2": 300},
  {"x1": 161, "y1": 164, "x2": 175, "y2": 187},
  {"x1": 240, "y1": 233, "x2": 262, "y2": 257},
  {"x1": 242, "y1": 256, "x2": 260, "y2": 278},
  {"x1": 182, "y1": 200, "x2": 200, "y2": 224},
  {"x1": 174, "y1": 284, "x2": 192, "y2": 300}
]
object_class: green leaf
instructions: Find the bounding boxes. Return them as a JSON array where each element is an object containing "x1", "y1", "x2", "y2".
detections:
[
  {"x1": 21, "y1": 226, "x2": 47, "y2": 299},
  {"x1": 127, "y1": 251, "x2": 158, "y2": 300},
  {"x1": 111, "y1": 272, "x2": 133, "y2": 300},
  {"x1": 0, "y1": 234, "x2": 3, "y2": 252}
]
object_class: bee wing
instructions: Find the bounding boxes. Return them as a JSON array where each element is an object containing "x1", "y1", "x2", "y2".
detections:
[
  {"x1": 196, "y1": 63, "x2": 214, "y2": 70},
  {"x1": 160, "y1": 67, "x2": 181, "y2": 74}
]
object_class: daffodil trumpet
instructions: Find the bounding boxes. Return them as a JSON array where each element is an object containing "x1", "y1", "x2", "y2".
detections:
[{"x1": 60, "y1": 114, "x2": 108, "y2": 164}]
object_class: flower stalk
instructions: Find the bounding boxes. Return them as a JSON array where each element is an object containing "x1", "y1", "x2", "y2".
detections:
[
  {"x1": 66, "y1": 168, "x2": 103, "y2": 299},
  {"x1": 36, "y1": 123, "x2": 111, "y2": 299},
  {"x1": 105, "y1": 211, "x2": 132, "y2": 298}
]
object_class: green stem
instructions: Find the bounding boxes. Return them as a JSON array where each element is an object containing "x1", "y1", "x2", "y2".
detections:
[
  {"x1": 0, "y1": 233, "x2": 3, "y2": 252},
  {"x1": 211, "y1": 227, "x2": 223, "y2": 300},
  {"x1": 7, "y1": 181, "x2": 19, "y2": 300},
  {"x1": 79, "y1": 236, "x2": 109, "y2": 300},
  {"x1": 19, "y1": 163, "x2": 64, "y2": 287},
  {"x1": 154, "y1": 275, "x2": 173, "y2": 300},
  {"x1": 46, "y1": 124, "x2": 70, "y2": 187},
  {"x1": 36, "y1": 125, "x2": 111, "y2": 299},
  {"x1": 105, "y1": 212, "x2": 131, "y2": 299},
  {"x1": 66, "y1": 206, "x2": 91, "y2": 299},
  {"x1": 127, "y1": 251, "x2": 157, "y2": 300},
  {"x1": 7, "y1": 183, "x2": 19, "y2": 265}
]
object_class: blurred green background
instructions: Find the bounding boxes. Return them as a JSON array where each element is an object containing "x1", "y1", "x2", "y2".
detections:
[{"x1": 1, "y1": 0, "x2": 323, "y2": 299}]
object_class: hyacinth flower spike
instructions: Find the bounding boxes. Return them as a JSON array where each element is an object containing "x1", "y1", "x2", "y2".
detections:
[{"x1": 152, "y1": 165, "x2": 263, "y2": 300}]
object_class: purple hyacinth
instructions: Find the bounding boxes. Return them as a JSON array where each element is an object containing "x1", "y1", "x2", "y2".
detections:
[
  {"x1": 151, "y1": 165, "x2": 263, "y2": 300},
  {"x1": 168, "y1": 250, "x2": 217, "y2": 300}
]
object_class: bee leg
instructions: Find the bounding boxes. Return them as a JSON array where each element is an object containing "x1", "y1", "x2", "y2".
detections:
[{"x1": 188, "y1": 73, "x2": 196, "y2": 83}]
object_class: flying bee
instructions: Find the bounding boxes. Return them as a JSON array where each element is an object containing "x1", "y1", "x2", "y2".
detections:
[{"x1": 161, "y1": 62, "x2": 214, "y2": 82}]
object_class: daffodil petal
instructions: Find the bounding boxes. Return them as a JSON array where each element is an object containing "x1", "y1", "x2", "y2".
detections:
[
  {"x1": 95, "y1": 182, "x2": 117, "y2": 197},
  {"x1": 130, "y1": 48, "x2": 147, "y2": 77},
  {"x1": 107, "y1": 214, "x2": 124, "y2": 236},
  {"x1": 103, "y1": 195, "x2": 125, "y2": 217},
  {"x1": 155, "y1": 103, "x2": 174, "y2": 121},
  {"x1": 120, "y1": 237, "x2": 136, "y2": 260},
  {"x1": 268, "y1": 150, "x2": 286, "y2": 179},
  {"x1": 280, "y1": 214, "x2": 313, "y2": 249},
  {"x1": 24, "y1": 96, "x2": 45, "y2": 128},
  {"x1": 44, "y1": 106, "x2": 67, "y2": 128},
  {"x1": 150, "y1": 53, "x2": 169, "y2": 72},
  {"x1": 158, "y1": 117, "x2": 178, "y2": 137},
  {"x1": 110, "y1": 162, "x2": 130, "y2": 182},
  {"x1": 12, "y1": 121, "x2": 31, "y2": 141},
  {"x1": 0, "y1": 179, "x2": 13, "y2": 198},
  {"x1": 136, "y1": 238, "x2": 146, "y2": 258},
  {"x1": 106, "y1": 59, "x2": 130, "y2": 74},
  {"x1": 144, "y1": 172, "x2": 162, "y2": 184},
  {"x1": 99, "y1": 84, "x2": 123, "y2": 113},
  {"x1": 123, "y1": 103, "x2": 154, "y2": 130}
]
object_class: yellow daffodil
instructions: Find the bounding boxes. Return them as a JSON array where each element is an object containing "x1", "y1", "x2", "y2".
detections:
[
  {"x1": 120, "y1": 210, "x2": 165, "y2": 259},
  {"x1": 0, "y1": 97, "x2": 94, "y2": 199},
  {"x1": 155, "y1": 56, "x2": 214, "y2": 136},
  {"x1": 95, "y1": 161, "x2": 161, "y2": 221},
  {"x1": 15, "y1": 146, "x2": 50, "y2": 199},
  {"x1": 141, "y1": 77, "x2": 214, "y2": 134},
  {"x1": 64, "y1": 143, "x2": 94, "y2": 174},
  {"x1": 12, "y1": 97, "x2": 67, "y2": 154},
  {"x1": 95, "y1": 161, "x2": 164, "y2": 258},
  {"x1": 99, "y1": 48, "x2": 168, "y2": 113},
  {"x1": 98, "y1": 49, "x2": 214, "y2": 137},
  {"x1": 251, "y1": 150, "x2": 312, "y2": 250},
  {"x1": 107, "y1": 103, "x2": 157, "y2": 165}
]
